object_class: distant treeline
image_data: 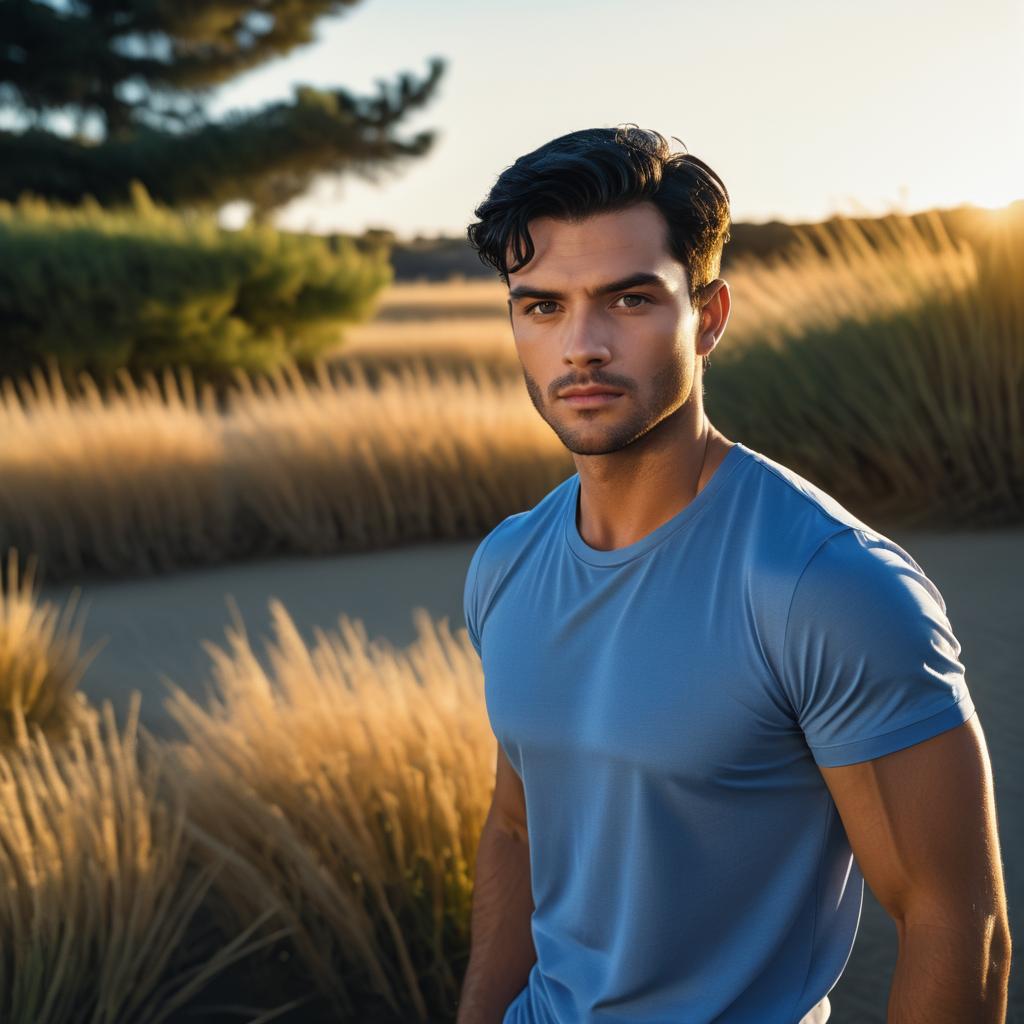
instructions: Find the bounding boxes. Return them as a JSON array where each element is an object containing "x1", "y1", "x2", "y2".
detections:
[{"x1": 353, "y1": 202, "x2": 1022, "y2": 282}]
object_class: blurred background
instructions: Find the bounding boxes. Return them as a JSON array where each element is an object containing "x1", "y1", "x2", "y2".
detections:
[{"x1": 0, "y1": 0, "x2": 1020, "y2": 1021}]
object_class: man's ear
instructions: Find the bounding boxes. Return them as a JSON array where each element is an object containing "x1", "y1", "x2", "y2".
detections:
[{"x1": 697, "y1": 279, "x2": 730, "y2": 356}]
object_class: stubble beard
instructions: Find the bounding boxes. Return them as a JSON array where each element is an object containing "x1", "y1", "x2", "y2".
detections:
[{"x1": 522, "y1": 356, "x2": 697, "y2": 457}]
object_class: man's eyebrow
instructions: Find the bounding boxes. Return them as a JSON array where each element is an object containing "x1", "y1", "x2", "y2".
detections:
[{"x1": 507, "y1": 271, "x2": 671, "y2": 303}]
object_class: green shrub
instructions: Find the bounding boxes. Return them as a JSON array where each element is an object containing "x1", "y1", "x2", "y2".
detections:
[{"x1": 0, "y1": 183, "x2": 392, "y2": 382}]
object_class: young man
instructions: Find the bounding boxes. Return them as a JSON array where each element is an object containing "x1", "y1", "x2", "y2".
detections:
[{"x1": 456, "y1": 126, "x2": 1010, "y2": 1024}]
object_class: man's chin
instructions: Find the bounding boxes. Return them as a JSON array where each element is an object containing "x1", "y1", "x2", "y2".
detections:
[{"x1": 556, "y1": 429, "x2": 642, "y2": 458}]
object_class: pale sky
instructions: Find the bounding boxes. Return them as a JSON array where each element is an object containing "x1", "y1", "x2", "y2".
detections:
[{"x1": 209, "y1": 0, "x2": 1022, "y2": 237}]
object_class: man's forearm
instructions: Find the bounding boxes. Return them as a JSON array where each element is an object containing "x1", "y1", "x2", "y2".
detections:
[
  {"x1": 887, "y1": 915, "x2": 1012, "y2": 1023},
  {"x1": 456, "y1": 818, "x2": 537, "y2": 1024}
]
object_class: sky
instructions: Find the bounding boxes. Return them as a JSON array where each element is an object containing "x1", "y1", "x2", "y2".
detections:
[{"x1": 206, "y1": 0, "x2": 1022, "y2": 238}]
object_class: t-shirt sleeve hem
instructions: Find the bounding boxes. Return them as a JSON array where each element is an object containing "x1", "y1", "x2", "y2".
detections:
[{"x1": 808, "y1": 692, "x2": 977, "y2": 767}]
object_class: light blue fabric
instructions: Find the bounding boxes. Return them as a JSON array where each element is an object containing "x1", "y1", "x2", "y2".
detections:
[{"x1": 463, "y1": 441, "x2": 975, "y2": 1024}]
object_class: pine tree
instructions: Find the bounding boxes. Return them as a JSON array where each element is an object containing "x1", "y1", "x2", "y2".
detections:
[{"x1": 0, "y1": 0, "x2": 445, "y2": 219}]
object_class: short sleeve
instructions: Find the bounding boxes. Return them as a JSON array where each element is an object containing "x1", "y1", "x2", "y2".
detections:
[
  {"x1": 781, "y1": 528, "x2": 976, "y2": 768},
  {"x1": 463, "y1": 527, "x2": 499, "y2": 658},
  {"x1": 463, "y1": 543, "x2": 485, "y2": 658}
]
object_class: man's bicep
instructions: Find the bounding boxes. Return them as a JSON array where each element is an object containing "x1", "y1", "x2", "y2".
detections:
[{"x1": 818, "y1": 713, "x2": 1009, "y2": 931}]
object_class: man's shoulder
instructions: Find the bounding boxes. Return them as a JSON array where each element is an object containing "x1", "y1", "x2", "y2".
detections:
[
  {"x1": 738, "y1": 445, "x2": 875, "y2": 537},
  {"x1": 733, "y1": 448, "x2": 948, "y2": 715},
  {"x1": 735, "y1": 444, "x2": 908, "y2": 574},
  {"x1": 463, "y1": 474, "x2": 576, "y2": 656},
  {"x1": 729, "y1": 446, "x2": 928, "y2": 659},
  {"x1": 468, "y1": 472, "x2": 575, "y2": 576}
]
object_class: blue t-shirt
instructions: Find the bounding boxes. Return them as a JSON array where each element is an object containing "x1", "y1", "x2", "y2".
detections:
[{"x1": 463, "y1": 441, "x2": 975, "y2": 1024}]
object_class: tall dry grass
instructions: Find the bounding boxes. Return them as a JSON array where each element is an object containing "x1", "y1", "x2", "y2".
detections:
[
  {"x1": 225, "y1": 358, "x2": 567, "y2": 555},
  {"x1": 0, "y1": 693, "x2": 288, "y2": 1023},
  {"x1": 0, "y1": 210, "x2": 1019, "y2": 586},
  {"x1": 160, "y1": 599, "x2": 493, "y2": 1022},
  {"x1": 0, "y1": 552, "x2": 495, "y2": 1020},
  {"x1": 0, "y1": 366, "x2": 232, "y2": 577},
  {"x1": 721, "y1": 209, "x2": 977, "y2": 350},
  {"x1": 0, "y1": 547, "x2": 103, "y2": 744},
  {"x1": 708, "y1": 210, "x2": 1024, "y2": 526},
  {"x1": 0, "y1": 357, "x2": 571, "y2": 583}
]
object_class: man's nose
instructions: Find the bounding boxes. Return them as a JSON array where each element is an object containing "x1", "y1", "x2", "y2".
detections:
[{"x1": 561, "y1": 304, "x2": 613, "y2": 363}]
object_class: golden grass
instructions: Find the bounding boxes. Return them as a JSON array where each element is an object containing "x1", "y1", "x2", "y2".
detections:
[
  {"x1": 0, "y1": 693, "x2": 287, "y2": 1023},
  {"x1": 719, "y1": 211, "x2": 976, "y2": 353},
  {"x1": 0, "y1": 548, "x2": 104, "y2": 744},
  {"x1": 224, "y1": 359, "x2": 569, "y2": 555},
  {"x1": 0, "y1": 211, "x2": 1017, "y2": 587},
  {"x1": 0, "y1": 357, "x2": 572, "y2": 582},
  {"x1": 160, "y1": 598, "x2": 493, "y2": 1021},
  {"x1": 707, "y1": 210, "x2": 1024, "y2": 526},
  {"x1": 0, "y1": 554, "x2": 495, "y2": 1019},
  {"x1": 0, "y1": 367, "x2": 232, "y2": 577}
]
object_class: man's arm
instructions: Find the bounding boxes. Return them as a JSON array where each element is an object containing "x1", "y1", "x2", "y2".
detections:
[
  {"x1": 456, "y1": 744, "x2": 537, "y2": 1024},
  {"x1": 818, "y1": 713, "x2": 1012, "y2": 1023}
]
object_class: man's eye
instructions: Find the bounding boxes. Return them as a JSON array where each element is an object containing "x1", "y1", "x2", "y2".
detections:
[
  {"x1": 614, "y1": 294, "x2": 650, "y2": 309},
  {"x1": 524, "y1": 300, "x2": 558, "y2": 316}
]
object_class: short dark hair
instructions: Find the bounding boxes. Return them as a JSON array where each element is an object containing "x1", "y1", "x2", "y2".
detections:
[{"x1": 466, "y1": 125, "x2": 731, "y2": 309}]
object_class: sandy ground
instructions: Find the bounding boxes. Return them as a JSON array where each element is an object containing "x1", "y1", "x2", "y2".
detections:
[{"x1": 40, "y1": 527, "x2": 1023, "y2": 1023}]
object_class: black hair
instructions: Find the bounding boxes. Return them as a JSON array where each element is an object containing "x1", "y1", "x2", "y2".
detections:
[{"x1": 466, "y1": 125, "x2": 731, "y2": 309}]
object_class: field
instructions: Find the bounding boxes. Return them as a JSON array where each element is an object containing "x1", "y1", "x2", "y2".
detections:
[
  {"x1": 0, "y1": 208, "x2": 1021, "y2": 1022},
  {"x1": 2, "y1": 210, "x2": 1019, "y2": 587}
]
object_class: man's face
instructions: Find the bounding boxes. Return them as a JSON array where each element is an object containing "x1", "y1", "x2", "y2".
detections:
[{"x1": 506, "y1": 201, "x2": 709, "y2": 457}]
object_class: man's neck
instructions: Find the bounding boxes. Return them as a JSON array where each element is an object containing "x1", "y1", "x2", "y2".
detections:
[{"x1": 573, "y1": 422, "x2": 732, "y2": 553}]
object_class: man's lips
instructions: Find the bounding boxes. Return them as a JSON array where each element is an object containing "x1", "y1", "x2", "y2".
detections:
[
  {"x1": 558, "y1": 385, "x2": 625, "y2": 398},
  {"x1": 560, "y1": 391, "x2": 624, "y2": 407}
]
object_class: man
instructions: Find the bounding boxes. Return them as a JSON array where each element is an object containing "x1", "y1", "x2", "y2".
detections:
[{"x1": 455, "y1": 126, "x2": 1011, "y2": 1023}]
